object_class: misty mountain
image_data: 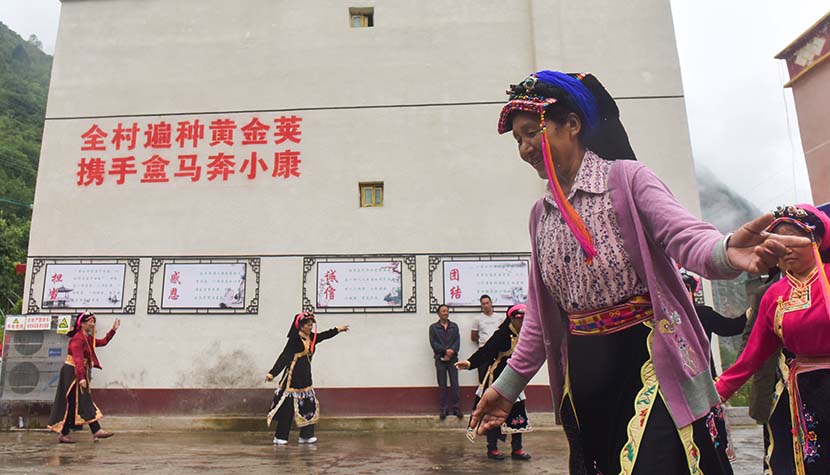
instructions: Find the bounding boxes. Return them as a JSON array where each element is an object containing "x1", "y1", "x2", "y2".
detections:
[{"x1": 696, "y1": 166, "x2": 762, "y2": 233}]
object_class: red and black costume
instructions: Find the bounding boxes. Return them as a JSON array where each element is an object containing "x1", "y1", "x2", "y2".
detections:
[{"x1": 47, "y1": 312, "x2": 116, "y2": 436}]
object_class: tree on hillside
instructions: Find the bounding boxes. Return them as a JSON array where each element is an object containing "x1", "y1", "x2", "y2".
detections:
[{"x1": 27, "y1": 34, "x2": 43, "y2": 51}]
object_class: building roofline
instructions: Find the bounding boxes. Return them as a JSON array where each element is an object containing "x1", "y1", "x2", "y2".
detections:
[{"x1": 776, "y1": 10, "x2": 830, "y2": 59}]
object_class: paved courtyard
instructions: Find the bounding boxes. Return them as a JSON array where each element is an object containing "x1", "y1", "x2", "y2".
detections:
[{"x1": 0, "y1": 426, "x2": 764, "y2": 474}]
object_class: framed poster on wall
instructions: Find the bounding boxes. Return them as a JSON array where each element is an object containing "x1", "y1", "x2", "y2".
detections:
[
  {"x1": 26, "y1": 258, "x2": 139, "y2": 314},
  {"x1": 147, "y1": 257, "x2": 260, "y2": 314},
  {"x1": 428, "y1": 254, "x2": 529, "y2": 312},
  {"x1": 302, "y1": 256, "x2": 416, "y2": 313}
]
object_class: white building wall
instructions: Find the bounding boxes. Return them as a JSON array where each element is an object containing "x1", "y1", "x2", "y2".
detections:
[{"x1": 26, "y1": 0, "x2": 698, "y2": 392}]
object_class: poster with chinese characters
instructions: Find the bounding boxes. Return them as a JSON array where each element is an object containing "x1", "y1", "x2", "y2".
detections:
[
  {"x1": 161, "y1": 263, "x2": 247, "y2": 309},
  {"x1": 316, "y1": 261, "x2": 403, "y2": 308},
  {"x1": 40, "y1": 264, "x2": 126, "y2": 309},
  {"x1": 24, "y1": 316, "x2": 52, "y2": 331},
  {"x1": 442, "y1": 260, "x2": 529, "y2": 307},
  {"x1": 4, "y1": 315, "x2": 25, "y2": 331}
]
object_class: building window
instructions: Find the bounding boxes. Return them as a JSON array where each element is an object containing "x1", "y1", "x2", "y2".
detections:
[
  {"x1": 349, "y1": 7, "x2": 374, "y2": 28},
  {"x1": 360, "y1": 182, "x2": 383, "y2": 207}
]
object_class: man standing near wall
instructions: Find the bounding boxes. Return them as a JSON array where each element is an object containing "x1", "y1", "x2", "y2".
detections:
[
  {"x1": 429, "y1": 304, "x2": 462, "y2": 420},
  {"x1": 470, "y1": 294, "x2": 502, "y2": 382}
]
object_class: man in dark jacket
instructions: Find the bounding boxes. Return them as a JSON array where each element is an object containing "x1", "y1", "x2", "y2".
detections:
[{"x1": 429, "y1": 304, "x2": 461, "y2": 419}]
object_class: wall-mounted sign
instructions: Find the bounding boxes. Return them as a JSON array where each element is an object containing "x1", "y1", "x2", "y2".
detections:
[
  {"x1": 56, "y1": 315, "x2": 71, "y2": 335},
  {"x1": 24, "y1": 316, "x2": 52, "y2": 331},
  {"x1": 41, "y1": 264, "x2": 126, "y2": 309},
  {"x1": 147, "y1": 258, "x2": 260, "y2": 314},
  {"x1": 428, "y1": 255, "x2": 530, "y2": 313},
  {"x1": 316, "y1": 261, "x2": 403, "y2": 308},
  {"x1": 162, "y1": 263, "x2": 246, "y2": 309},
  {"x1": 302, "y1": 256, "x2": 416, "y2": 314},
  {"x1": 4, "y1": 315, "x2": 25, "y2": 331},
  {"x1": 27, "y1": 259, "x2": 140, "y2": 314}
]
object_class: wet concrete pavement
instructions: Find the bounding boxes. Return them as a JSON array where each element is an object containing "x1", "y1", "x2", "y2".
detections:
[{"x1": 0, "y1": 426, "x2": 764, "y2": 474}]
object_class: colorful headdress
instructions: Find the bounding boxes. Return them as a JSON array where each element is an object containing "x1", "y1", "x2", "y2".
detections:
[
  {"x1": 767, "y1": 204, "x2": 830, "y2": 252},
  {"x1": 498, "y1": 71, "x2": 636, "y2": 263},
  {"x1": 768, "y1": 204, "x2": 830, "y2": 325}
]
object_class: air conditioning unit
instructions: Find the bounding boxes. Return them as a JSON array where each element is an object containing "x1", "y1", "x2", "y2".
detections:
[
  {"x1": 1, "y1": 321, "x2": 68, "y2": 402},
  {"x1": 5, "y1": 331, "x2": 66, "y2": 360}
]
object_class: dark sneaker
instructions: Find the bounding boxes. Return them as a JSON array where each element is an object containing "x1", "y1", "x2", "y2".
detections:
[
  {"x1": 452, "y1": 408, "x2": 463, "y2": 419},
  {"x1": 439, "y1": 410, "x2": 447, "y2": 420}
]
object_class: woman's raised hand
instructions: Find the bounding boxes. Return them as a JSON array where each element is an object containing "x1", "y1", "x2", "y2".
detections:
[{"x1": 727, "y1": 213, "x2": 811, "y2": 274}]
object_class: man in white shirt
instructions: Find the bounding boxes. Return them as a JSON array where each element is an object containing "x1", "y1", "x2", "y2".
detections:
[{"x1": 470, "y1": 294, "x2": 502, "y2": 382}]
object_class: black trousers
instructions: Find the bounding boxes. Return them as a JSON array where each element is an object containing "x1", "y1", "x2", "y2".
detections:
[
  {"x1": 435, "y1": 359, "x2": 460, "y2": 412},
  {"x1": 486, "y1": 428, "x2": 522, "y2": 452},
  {"x1": 274, "y1": 396, "x2": 314, "y2": 441},
  {"x1": 61, "y1": 388, "x2": 101, "y2": 436}
]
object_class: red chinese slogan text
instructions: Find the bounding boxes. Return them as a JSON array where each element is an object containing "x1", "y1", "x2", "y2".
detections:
[{"x1": 76, "y1": 115, "x2": 304, "y2": 187}]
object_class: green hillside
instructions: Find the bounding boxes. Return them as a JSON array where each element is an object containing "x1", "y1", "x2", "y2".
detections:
[{"x1": 0, "y1": 21, "x2": 52, "y2": 322}]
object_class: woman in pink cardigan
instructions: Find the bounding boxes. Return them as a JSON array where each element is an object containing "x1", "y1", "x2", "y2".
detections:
[{"x1": 469, "y1": 71, "x2": 805, "y2": 474}]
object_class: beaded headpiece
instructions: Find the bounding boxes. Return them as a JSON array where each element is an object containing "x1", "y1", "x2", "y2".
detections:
[
  {"x1": 767, "y1": 204, "x2": 830, "y2": 252},
  {"x1": 498, "y1": 71, "x2": 638, "y2": 263},
  {"x1": 768, "y1": 204, "x2": 830, "y2": 333}
]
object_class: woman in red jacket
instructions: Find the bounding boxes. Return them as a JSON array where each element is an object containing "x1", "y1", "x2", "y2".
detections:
[
  {"x1": 717, "y1": 204, "x2": 830, "y2": 474},
  {"x1": 47, "y1": 312, "x2": 119, "y2": 443}
]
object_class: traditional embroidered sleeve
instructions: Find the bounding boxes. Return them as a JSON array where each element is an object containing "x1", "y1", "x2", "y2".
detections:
[
  {"x1": 269, "y1": 341, "x2": 296, "y2": 378},
  {"x1": 94, "y1": 329, "x2": 116, "y2": 347},
  {"x1": 716, "y1": 293, "x2": 781, "y2": 401},
  {"x1": 628, "y1": 164, "x2": 741, "y2": 280},
  {"x1": 314, "y1": 328, "x2": 340, "y2": 344},
  {"x1": 68, "y1": 336, "x2": 87, "y2": 381}
]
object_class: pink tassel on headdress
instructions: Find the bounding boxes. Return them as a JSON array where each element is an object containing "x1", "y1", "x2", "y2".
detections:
[{"x1": 541, "y1": 131, "x2": 597, "y2": 263}]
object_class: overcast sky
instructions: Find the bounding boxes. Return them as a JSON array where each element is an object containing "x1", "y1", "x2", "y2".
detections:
[{"x1": 0, "y1": 1, "x2": 827, "y2": 211}]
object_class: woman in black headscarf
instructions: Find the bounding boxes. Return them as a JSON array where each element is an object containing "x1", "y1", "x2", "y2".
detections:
[
  {"x1": 457, "y1": 304, "x2": 532, "y2": 461},
  {"x1": 265, "y1": 311, "x2": 349, "y2": 445}
]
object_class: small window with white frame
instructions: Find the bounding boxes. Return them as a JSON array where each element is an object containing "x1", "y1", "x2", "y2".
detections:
[
  {"x1": 349, "y1": 7, "x2": 374, "y2": 28},
  {"x1": 359, "y1": 182, "x2": 383, "y2": 208}
]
